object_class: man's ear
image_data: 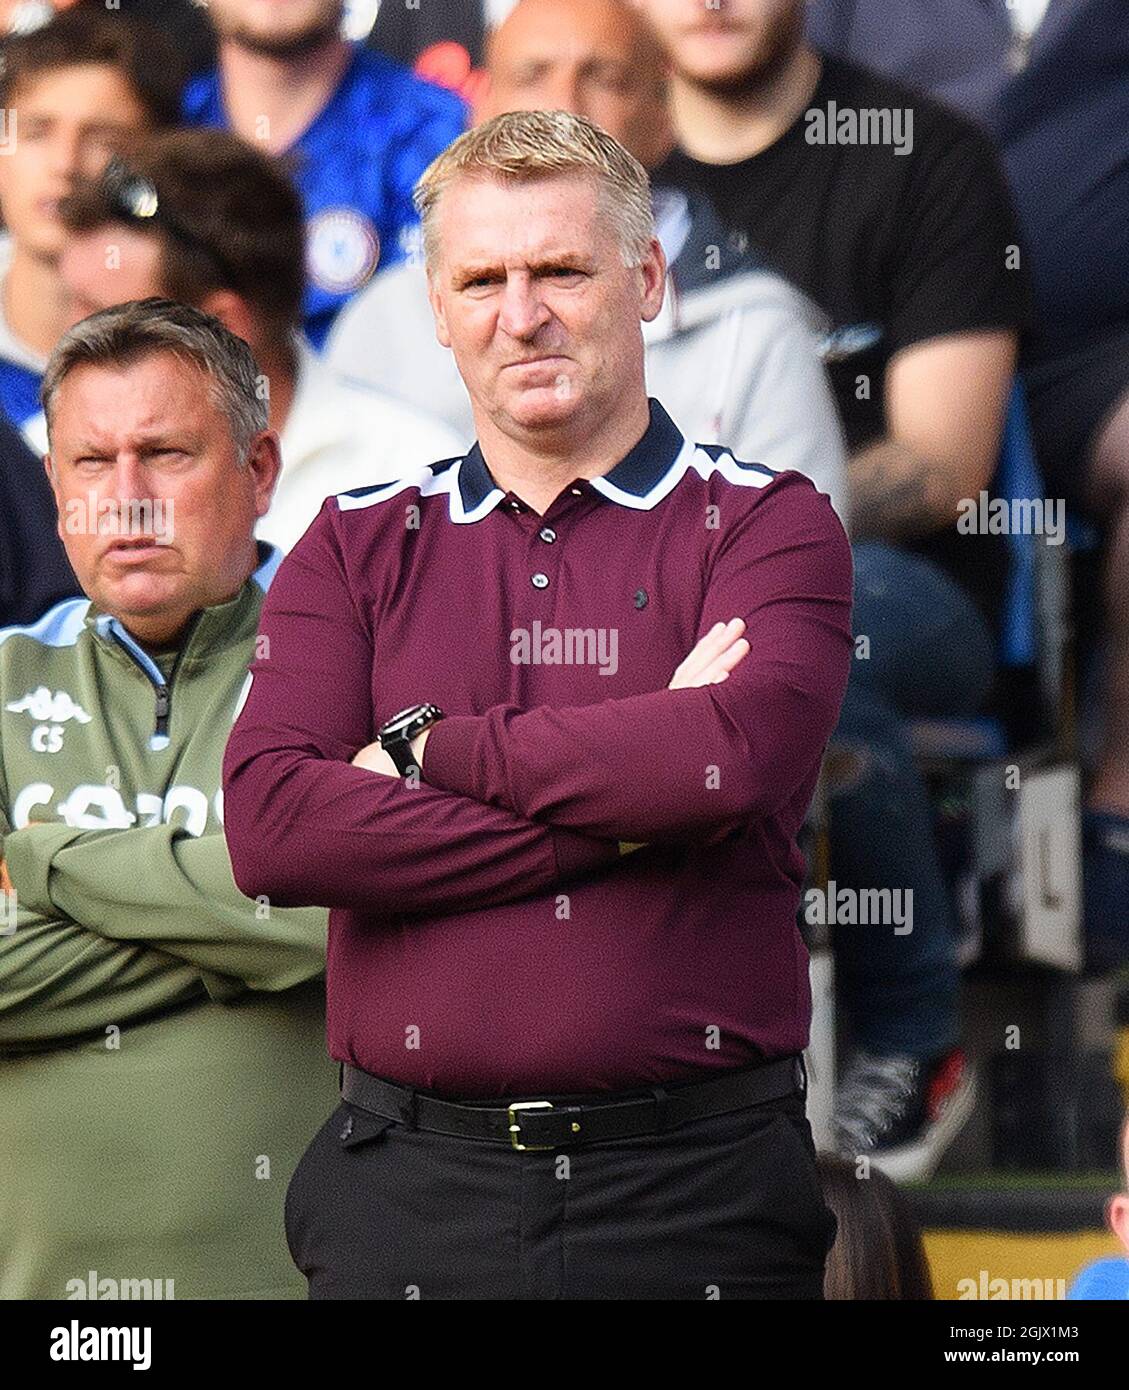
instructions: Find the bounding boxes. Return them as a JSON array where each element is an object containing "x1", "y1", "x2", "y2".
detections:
[
  {"x1": 639, "y1": 236, "x2": 667, "y2": 324},
  {"x1": 245, "y1": 429, "x2": 283, "y2": 517},
  {"x1": 1109, "y1": 1193, "x2": 1129, "y2": 1255},
  {"x1": 427, "y1": 271, "x2": 453, "y2": 349}
]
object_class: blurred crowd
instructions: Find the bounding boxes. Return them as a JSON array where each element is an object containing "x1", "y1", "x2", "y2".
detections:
[{"x1": 0, "y1": 0, "x2": 1126, "y2": 1206}]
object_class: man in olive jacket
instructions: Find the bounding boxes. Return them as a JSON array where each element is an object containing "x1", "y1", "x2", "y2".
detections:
[{"x1": 0, "y1": 298, "x2": 333, "y2": 1299}]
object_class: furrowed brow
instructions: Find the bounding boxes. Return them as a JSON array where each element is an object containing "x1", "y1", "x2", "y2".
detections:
[{"x1": 452, "y1": 262, "x2": 504, "y2": 285}]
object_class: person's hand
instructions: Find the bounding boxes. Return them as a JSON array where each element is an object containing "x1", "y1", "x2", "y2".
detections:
[
  {"x1": 0, "y1": 821, "x2": 45, "y2": 895},
  {"x1": 352, "y1": 728, "x2": 433, "y2": 777},
  {"x1": 668, "y1": 619, "x2": 749, "y2": 689},
  {"x1": 351, "y1": 740, "x2": 400, "y2": 776}
]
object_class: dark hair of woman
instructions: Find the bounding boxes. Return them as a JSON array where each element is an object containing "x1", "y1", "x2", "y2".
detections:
[{"x1": 818, "y1": 1153, "x2": 934, "y2": 1299}]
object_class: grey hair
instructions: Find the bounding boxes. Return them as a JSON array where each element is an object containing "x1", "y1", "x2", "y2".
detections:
[
  {"x1": 413, "y1": 109, "x2": 655, "y2": 269},
  {"x1": 41, "y1": 298, "x2": 269, "y2": 459}
]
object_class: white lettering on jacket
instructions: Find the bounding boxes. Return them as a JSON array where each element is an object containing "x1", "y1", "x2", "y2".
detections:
[{"x1": 11, "y1": 783, "x2": 222, "y2": 832}]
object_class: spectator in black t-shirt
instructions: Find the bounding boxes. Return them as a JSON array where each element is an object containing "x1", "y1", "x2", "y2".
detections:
[
  {"x1": 805, "y1": 0, "x2": 1129, "y2": 973},
  {"x1": 640, "y1": 0, "x2": 1031, "y2": 1181}
]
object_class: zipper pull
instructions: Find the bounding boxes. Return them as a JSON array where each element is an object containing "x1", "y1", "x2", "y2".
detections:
[{"x1": 152, "y1": 684, "x2": 171, "y2": 751}]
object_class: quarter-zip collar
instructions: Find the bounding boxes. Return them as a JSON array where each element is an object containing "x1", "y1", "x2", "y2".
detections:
[{"x1": 85, "y1": 542, "x2": 282, "y2": 750}]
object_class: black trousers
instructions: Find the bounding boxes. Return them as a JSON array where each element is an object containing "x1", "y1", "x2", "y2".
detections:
[{"x1": 284, "y1": 1086, "x2": 836, "y2": 1300}]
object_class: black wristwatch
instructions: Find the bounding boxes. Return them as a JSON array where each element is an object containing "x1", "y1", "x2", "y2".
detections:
[{"x1": 377, "y1": 703, "x2": 444, "y2": 778}]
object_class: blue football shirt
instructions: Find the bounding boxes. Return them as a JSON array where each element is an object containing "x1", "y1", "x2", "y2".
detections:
[
  {"x1": 0, "y1": 359, "x2": 44, "y2": 435},
  {"x1": 183, "y1": 44, "x2": 466, "y2": 349}
]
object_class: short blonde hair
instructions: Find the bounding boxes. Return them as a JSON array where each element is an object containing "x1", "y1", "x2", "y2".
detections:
[{"x1": 414, "y1": 109, "x2": 655, "y2": 269}]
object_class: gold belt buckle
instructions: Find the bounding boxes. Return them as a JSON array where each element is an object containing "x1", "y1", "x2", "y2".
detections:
[{"x1": 508, "y1": 1100, "x2": 554, "y2": 1151}]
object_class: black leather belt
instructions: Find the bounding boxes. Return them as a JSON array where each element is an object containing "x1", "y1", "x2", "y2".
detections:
[{"x1": 340, "y1": 1055, "x2": 806, "y2": 1151}]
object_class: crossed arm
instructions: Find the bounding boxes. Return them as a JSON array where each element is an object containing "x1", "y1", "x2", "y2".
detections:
[
  {"x1": 223, "y1": 477, "x2": 853, "y2": 908},
  {"x1": 0, "y1": 908, "x2": 209, "y2": 1049},
  {"x1": 352, "y1": 616, "x2": 755, "y2": 817},
  {"x1": 0, "y1": 801, "x2": 327, "y2": 1047}
]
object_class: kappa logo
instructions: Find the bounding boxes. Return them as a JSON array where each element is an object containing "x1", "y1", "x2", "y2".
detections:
[{"x1": 6, "y1": 686, "x2": 93, "y2": 753}]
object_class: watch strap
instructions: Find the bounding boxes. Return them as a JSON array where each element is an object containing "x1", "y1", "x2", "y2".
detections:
[{"x1": 383, "y1": 735, "x2": 421, "y2": 778}]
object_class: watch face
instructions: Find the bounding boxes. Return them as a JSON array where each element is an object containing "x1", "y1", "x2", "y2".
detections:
[
  {"x1": 382, "y1": 703, "x2": 442, "y2": 739},
  {"x1": 384, "y1": 705, "x2": 424, "y2": 737}
]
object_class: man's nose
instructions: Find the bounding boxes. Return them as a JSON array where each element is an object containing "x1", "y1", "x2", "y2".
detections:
[
  {"x1": 108, "y1": 456, "x2": 150, "y2": 509},
  {"x1": 542, "y1": 73, "x2": 584, "y2": 119},
  {"x1": 497, "y1": 275, "x2": 551, "y2": 341},
  {"x1": 48, "y1": 127, "x2": 84, "y2": 181}
]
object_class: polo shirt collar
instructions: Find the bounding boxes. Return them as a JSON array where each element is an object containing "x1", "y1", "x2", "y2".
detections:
[{"x1": 455, "y1": 399, "x2": 691, "y2": 521}]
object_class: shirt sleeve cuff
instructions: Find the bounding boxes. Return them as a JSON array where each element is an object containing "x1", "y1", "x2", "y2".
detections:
[
  {"x1": 3, "y1": 823, "x2": 88, "y2": 918},
  {"x1": 422, "y1": 715, "x2": 485, "y2": 799}
]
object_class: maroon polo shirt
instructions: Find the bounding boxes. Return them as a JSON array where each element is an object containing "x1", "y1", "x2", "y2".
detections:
[{"x1": 222, "y1": 400, "x2": 852, "y2": 1098}]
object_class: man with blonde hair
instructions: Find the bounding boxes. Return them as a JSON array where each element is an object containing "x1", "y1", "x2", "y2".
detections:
[{"x1": 225, "y1": 110, "x2": 852, "y2": 1300}]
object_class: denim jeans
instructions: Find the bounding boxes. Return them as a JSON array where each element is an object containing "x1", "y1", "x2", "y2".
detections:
[{"x1": 829, "y1": 541, "x2": 996, "y2": 1059}]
